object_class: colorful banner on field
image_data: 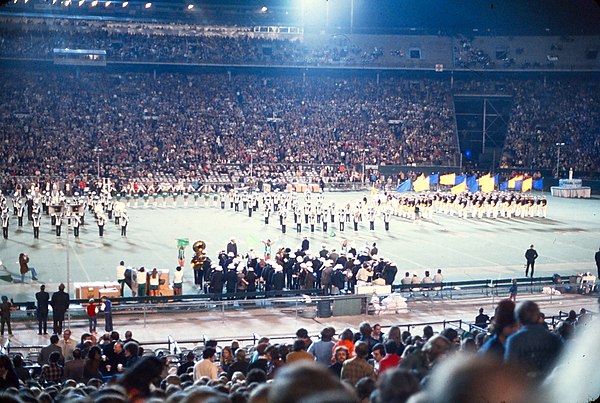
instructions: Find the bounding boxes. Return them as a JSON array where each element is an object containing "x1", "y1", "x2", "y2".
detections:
[
  {"x1": 455, "y1": 174, "x2": 466, "y2": 185},
  {"x1": 440, "y1": 173, "x2": 455, "y2": 185},
  {"x1": 413, "y1": 175, "x2": 430, "y2": 192},
  {"x1": 508, "y1": 175, "x2": 524, "y2": 189},
  {"x1": 397, "y1": 178, "x2": 412, "y2": 192},
  {"x1": 467, "y1": 175, "x2": 479, "y2": 193},
  {"x1": 451, "y1": 180, "x2": 467, "y2": 194},
  {"x1": 522, "y1": 177, "x2": 533, "y2": 192},
  {"x1": 429, "y1": 174, "x2": 439, "y2": 185},
  {"x1": 478, "y1": 174, "x2": 495, "y2": 193},
  {"x1": 500, "y1": 180, "x2": 508, "y2": 191},
  {"x1": 533, "y1": 178, "x2": 543, "y2": 190}
]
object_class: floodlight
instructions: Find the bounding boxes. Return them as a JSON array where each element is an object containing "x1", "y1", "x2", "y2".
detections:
[
  {"x1": 91, "y1": 0, "x2": 98, "y2": 6},
  {"x1": 78, "y1": 0, "x2": 84, "y2": 6},
  {"x1": 260, "y1": 5, "x2": 267, "y2": 13},
  {"x1": 144, "y1": 2, "x2": 151, "y2": 8},
  {"x1": 122, "y1": 1, "x2": 128, "y2": 6},
  {"x1": 187, "y1": 4, "x2": 193, "y2": 9},
  {"x1": 105, "y1": 1, "x2": 111, "y2": 6}
]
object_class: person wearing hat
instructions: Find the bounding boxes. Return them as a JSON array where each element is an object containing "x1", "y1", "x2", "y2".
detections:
[
  {"x1": 209, "y1": 264, "x2": 224, "y2": 298},
  {"x1": 244, "y1": 266, "x2": 258, "y2": 295},
  {"x1": 72, "y1": 210, "x2": 81, "y2": 238},
  {"x1": 303, "y1": 263, "x2": 316, "y2": 290},
  {"x1": 331, "y1": 264, "x2": 346, "y2": 294},
  {"x1": 223, "y1": 263, "x2": 237, "y2": 296},
  {"x1": 226, "y1": 238, "x2": 238, "y2": 258},
  {"x1": 32, "y1": 210, "x2": 41, "y2": 239},
  {"x1": 97, "y1": 212, "x2": 106, "y2": 237},
  {"x1": 272, "y1": 264, "x2": 285, "y2": 293}
]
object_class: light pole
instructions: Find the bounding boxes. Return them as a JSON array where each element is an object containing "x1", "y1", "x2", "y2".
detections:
[
  {"x1": 555, "y1": 142, "x2": 565, "y2": 178},
  {"x1": 247, "y1": 149, "x2": 256, "y2": 182},
  {"x1": 94, "y1": 147, "x2": 102, "y2": 181},
  {"x1": 362, "y1": 148, "x2": 368, "y2": 186}
]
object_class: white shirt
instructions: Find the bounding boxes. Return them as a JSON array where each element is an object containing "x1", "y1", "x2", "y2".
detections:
[
  {"x1": 116, "y1": 264, "x2": 126, "y2": 281},
  {"x1": 193, "y1": 358, "x2": 218, "y2": 381},
  {"x1": 174, "y1": 269, "x2": 184, "y2": 284}
]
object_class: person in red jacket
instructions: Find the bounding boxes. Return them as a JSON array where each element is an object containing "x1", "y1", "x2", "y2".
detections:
[
  {"x1": 378, "y1": 340, "x2": 401, "y2": 376},
  {"x1": 86, "y1": 299, "x2": 98, "y2": 333}
]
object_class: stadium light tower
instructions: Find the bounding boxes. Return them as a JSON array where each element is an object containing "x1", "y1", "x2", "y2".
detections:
[{"x1": 555, "y1": 142, "x2": 565, "y2": 178}]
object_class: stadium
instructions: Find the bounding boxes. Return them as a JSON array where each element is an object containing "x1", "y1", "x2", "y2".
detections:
[{"x1": 0, "y1": 0, "x2": 599, "y2": 401}]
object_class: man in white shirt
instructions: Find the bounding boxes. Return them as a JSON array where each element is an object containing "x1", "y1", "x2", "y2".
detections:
[
  {"x1": 173, "y1": 266, "x2": 184, "y2": 296},
  {"x1": 116, "y1": 261, "x2": 126, "y2": 296},
  {"x1": 193, "y1": 347, "x2": 218, "y2": 381},
  {"x1": 58, "y1": 329, "x2": 77, "y2": 362}
]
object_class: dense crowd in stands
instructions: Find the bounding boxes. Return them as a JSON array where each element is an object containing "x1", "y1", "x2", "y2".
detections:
[
  {"x1": 0, "y1": 300, "x2": 597, "y2": 402},
  {"x1": 0, "y1": 18, "x2": 599, "y2": 184},
  {"x1": 0, "y1": 18, "x2": 387, "y2": 66},
  {"x1": 0, "y1": 69, "x2": 457, "y2": 181}
]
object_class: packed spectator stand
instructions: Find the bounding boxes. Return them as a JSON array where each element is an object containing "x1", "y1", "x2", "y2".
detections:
[{"x1": 0, "y1": 303, "x2": 597, "y2": 402}]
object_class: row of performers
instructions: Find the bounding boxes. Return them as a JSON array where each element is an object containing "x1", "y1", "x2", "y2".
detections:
[
  {"x1": 189, "y1": 249, "x2": 399, "y2": 296},
  {"x1": 0, "y1": 197, "x2": 129, "y2": 239}
]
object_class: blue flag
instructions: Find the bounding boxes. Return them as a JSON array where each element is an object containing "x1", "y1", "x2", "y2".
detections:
[
  {"x1": 533, "y1": 178, "x2": 544, "y2": 190},
  {"x1": 397, "y1": 179, "x2": 412, "y2": 192},
  {"x1": 467, "y1": 175, "x2": 479, "y2": 193},
  {"x1": 494, "y1": 174, "x2": 499, "y2": 185},
  {"x1": 455, "y1": 174, "x2": 466, "y2": 185},
  {"x1": 499, "y1": 180, "x2": 508, "y2": 191},
  {"x1": 429, "y1": 174, "x2": 439, "y2": 185},
  {"x1": 514, "y1": 180, "x2": 523, "y2": 191}
]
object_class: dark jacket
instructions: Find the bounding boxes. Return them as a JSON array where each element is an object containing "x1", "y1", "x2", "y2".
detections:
[
  {"x1": 36, "y1": 291, "x2": 50, "y2": 313},
  {"x1": 51, "y1": 290, "x2": 70, "y2": 320}
]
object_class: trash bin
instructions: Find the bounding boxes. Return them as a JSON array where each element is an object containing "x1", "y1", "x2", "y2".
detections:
[{"x1": 317, "y1": 300, "x2": 332, "y2": 318}]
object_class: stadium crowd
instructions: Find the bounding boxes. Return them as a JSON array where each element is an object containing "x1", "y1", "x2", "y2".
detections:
[
  {"x1": 0, "y1": 69, "x2": 456, "y2": 182},
  {"x1": 0, "y1": 300, "x2": 597, "y2": 402},
  {"x1": 0, "y1": 67, "x2": 597, "y2": 191},
  {"x1": 0, "y1": 18, "x2": 386, "y2": 67}
]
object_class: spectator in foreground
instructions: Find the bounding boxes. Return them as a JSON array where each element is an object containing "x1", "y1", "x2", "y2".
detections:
[
  {"x1": 329, "y1": 345, "x2": 349, "y2": 379},
  {"x1": 478, "y1": 299, "x2": 517, "y2": 358},
  {"x1": 307, "y1": 326, "x2": 336, "y2": 365},
  {"x1": 286, "y1": 340, "x2": 314, "y2": 364},
  {"x1": 268, "y1": 361, "x2": 357, "y2": 403},
  {"x1": 377, "y1": 340, "x2": 401, "y2": 376},
  {"x1": 504, "y1": 300, "x2": 562, "y2": 379},
  {"x1": 0, "y1": 354, "x2": 20, "y2": 389},
  {"x1": 193, "y1": 347, "x2": 218, "y2": 381},
  {"x1": 341, "y1": 341, "x2": 375, "y2": 385}
]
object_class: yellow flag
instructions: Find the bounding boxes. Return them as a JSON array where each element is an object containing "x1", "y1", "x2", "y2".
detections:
[
  {"x1": 371, "y1": 183, "x2": 376, "y2": 195},
  {"x1": 522, "y1": 177, "x2": 533, "y2": 192},
  {"x1": 440, "y1": 173, "x2": 456, "y2": 185},
  {"x1": 478, "y1": 174, "x2": 495, "y2": 193},
  {"x1": 451, "y1": 180, "x2": 466, "y2": 195},
  {"x1": 508, "y1": 175, "x2": 524, "y2": 189},
  {"x1": 413, "y1": 175, "x2": 430, "y2": 192}
]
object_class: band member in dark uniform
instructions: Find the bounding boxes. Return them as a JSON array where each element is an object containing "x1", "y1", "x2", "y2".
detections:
[{"x1": 32, "y1": 212, "x2": 41, "y2": 239}]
